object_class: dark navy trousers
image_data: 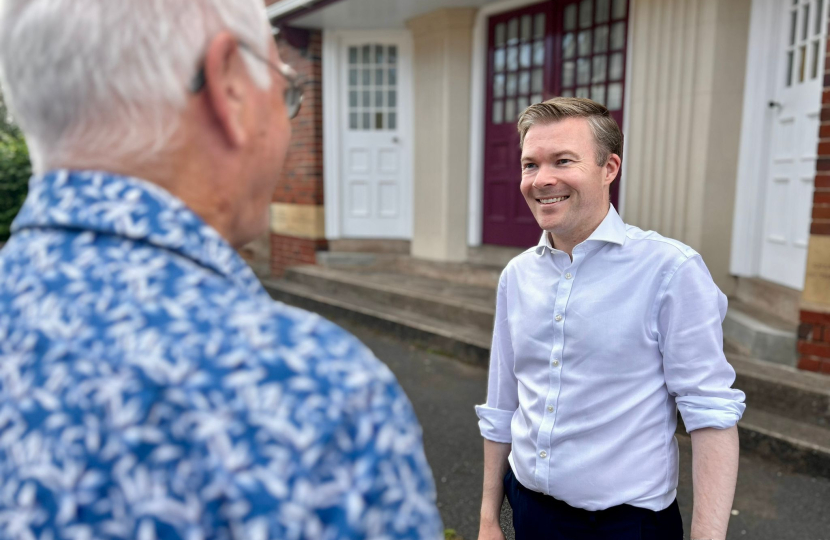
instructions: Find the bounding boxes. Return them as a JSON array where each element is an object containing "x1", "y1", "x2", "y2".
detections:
[{"x1": 504, "y1": 468, "x2": 684, "y2": 540}]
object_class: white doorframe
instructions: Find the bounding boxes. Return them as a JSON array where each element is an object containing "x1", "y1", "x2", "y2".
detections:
[
  {"x1": 322, "y1": 29, "x2": 414, "y2": 240},
  {"x1": 323, "y1": 29, "x2": 341, "y2": 239},
  {"x1": 730, "y1": 0, "x2": 781, "y2": 278},
  {"x1": 466, "y1": 0, "x2": 636, "y2": 247}
]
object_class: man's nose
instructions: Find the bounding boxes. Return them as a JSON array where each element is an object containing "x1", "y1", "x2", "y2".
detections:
[{"x1": 532, "y1": 166, "x2": 558, "y2": 189}]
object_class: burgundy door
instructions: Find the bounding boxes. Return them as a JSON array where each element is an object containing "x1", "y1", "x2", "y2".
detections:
[{"x1": 482, "y1": 0, "x2": 630, "y2": 248}]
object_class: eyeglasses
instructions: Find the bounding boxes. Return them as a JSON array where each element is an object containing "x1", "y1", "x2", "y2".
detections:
[{"x1": 189, "y1": 41, "x2": 305, "y2": 120}]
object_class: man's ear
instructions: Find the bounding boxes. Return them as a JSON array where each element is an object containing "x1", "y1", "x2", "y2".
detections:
[
  {"x1": 603, "y1": 153, "x2": 622, "y2": 188},
  {"x1": 201, "y1": 31, "x2": 250, "y2": 148}
]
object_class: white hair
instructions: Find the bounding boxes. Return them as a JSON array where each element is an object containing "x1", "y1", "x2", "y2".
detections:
[{"x1": 0, "y1": 0, "x2": 272, "y2": 172}]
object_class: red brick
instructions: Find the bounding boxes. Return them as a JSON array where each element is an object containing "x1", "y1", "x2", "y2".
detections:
[
  {"x1": 273, "y1": 29, "x2": 324, "y2": 207},
  {"x1": 813, "y1": 205, "x2": 830, "y2": 219},
  {"x1": 819, "y1": 142, "x2": 830, "y2": 156},
  {"x1": 797, "y1": 341, "x2": 830, "y2": 357},
  {"x1": 816, "y1": 176, "x2": 830, "y2": 188},
  {"x1": 821, "y1": 360, "x2": 830, "y2": 374},
  {"x1": 814, "y1": 326, "x2": 824, "y2": 341},
  {"x1": 811, "y1": 221, "x2": 830, "y2": 235},
  {"x1": 798, "y1": 356, "x2": 822, "y2": 372},
  {"x1": 269, "y1": 234, "x2": 327, "y2": 277},
  {"x1": 801, "y1": 310, "x2": 830, "y2": 324}
]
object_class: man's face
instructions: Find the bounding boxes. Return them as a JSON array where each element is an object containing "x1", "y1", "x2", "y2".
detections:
[{"x1": 519, "y1": 117, "x2": 614, "y2": 239}]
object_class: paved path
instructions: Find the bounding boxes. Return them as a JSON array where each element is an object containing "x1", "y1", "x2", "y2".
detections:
[{"x1": 330, "y1": 318, "x2": 830, "y2": 540}]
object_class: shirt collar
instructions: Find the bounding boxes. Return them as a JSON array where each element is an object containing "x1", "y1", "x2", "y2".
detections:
[
  {"x1": 534, "y1": 204, "x2": 627, "y2": 256},
  {"x1": 12, "y1": 169, "x2": 265, "y2": 296}
]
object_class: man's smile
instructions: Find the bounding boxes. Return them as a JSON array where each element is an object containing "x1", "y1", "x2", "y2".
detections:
[{"x1": 537, "y1": 195, "x2": 570, "y2": 205}]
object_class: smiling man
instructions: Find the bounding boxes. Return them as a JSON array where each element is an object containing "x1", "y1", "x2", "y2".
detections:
[{"x1": 475, "y1": 98, "x2": 746, "y2": 540}]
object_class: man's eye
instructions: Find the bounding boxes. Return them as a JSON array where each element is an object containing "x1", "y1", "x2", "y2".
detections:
[
  {"x1": 522, "y1": 163, "x2": 537, "y2": 171},
  {"x1": 557, "y1": 159, "x2": 572, "y2": 165}
]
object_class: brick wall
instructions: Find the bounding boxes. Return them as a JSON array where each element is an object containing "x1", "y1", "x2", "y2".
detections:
[
  {"x1": 273, "y1": 30, "x2": 324, "y2": 206},
  {"x1": 270, "y1": 28, "x2": 327, "y2": 277},
  {"x1": 798, "y1": 26, "x2": 830, "y2": 374},
  {"x1": 270, "y1": 234, "x2": 328, "y2": 276}
]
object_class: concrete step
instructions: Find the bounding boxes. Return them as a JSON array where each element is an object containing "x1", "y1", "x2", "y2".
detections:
[
  {"x1": 729, "y1": 354, "x2": 830, "y2": 430},
  {"x1": 734, "y1": 409, "x2": 830, "y2": 478},
  {"x1": 262, "y1": 277, "x2": 491, "y2": 366},
  {"x1": 262, "y1": 272, "x2": 830, "y2": 477},
  {"x1": 283, "y1": 265, "x2": 496, "y2": 332},
  {"x1": 723, "y1": 300, "x2": 798, "y2": 367},
  {"x1": 735, "y1": 277, "x2": 800, "y2": 325},
  {"x1": 675, "y1": 407, "x2": 830, "y2": 478},
  {"x1": 317, "y1": 251, "x2": 503, "y2": 289}
]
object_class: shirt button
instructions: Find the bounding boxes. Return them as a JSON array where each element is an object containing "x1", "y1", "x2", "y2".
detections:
[
  {"x1": 565, "y1": 273, "x2": 573, "y2": 279},
  {"x1": 552, "y1": 359, "x2": 560, "y2": 367},
  {"x1": 539, "y1": 450, "x2": 547, "y2": 458},
  {"x1": 555, "y1": 314, "x2": 563, "y2": 322},
  {"x1": 547, "y1": 406, "x2": 554, "y2": 413}
]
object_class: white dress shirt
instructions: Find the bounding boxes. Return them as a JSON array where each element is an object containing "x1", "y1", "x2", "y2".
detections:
[{"x1": 475, "y1": 205, "x2": 745, "y2": 512}]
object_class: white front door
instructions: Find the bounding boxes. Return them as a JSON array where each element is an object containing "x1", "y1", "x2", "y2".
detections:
[
  {"x1": 760, "y1": 0, "x2": 828, "y2": 289},
  {"x1": 339, "y1": 34, "x2": 411, "y2": 238}
]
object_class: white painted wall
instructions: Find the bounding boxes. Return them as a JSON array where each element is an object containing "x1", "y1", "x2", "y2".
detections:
[{"x1": 623, "y1": 0, "x2": 751, "y2": 294}]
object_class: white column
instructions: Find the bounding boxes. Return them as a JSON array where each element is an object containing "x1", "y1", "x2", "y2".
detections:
[{"x1": 407, "y1": 8, "x2": 477, "y2": 262}]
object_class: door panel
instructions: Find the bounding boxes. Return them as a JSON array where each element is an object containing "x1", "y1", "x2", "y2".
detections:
[
  {"x1": 760, "y1": 0, "x2": 827, "y2": 289},
  {"x1": 341, "y1": 38, "x2": 411, "y2": 238},
  {"x1": 481, "y1": 0, "x2": 629, "y2": 248}
]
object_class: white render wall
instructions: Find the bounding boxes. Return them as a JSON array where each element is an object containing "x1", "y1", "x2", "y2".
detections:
[{"x1": 623, "y1": 0, "x2": 751, "y2": 294}]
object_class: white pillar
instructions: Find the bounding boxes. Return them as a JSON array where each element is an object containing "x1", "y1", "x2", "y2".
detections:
[{"x1": 407, "y1": 8, "x2": 477, "y2": 262}]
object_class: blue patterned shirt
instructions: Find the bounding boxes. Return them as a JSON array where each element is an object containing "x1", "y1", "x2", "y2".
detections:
[{"x1": 0, "y1": 170, "x2": 443, "y2": 540}]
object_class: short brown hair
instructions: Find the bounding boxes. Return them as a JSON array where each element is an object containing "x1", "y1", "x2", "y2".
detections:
[{"x1": 517, "y1": 97, "x2": 623, "y2": 166}]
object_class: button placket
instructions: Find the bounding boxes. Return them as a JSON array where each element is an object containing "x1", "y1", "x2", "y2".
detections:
[{"x1": 536, "y1": 258, "x2": 581, "y2": 493}]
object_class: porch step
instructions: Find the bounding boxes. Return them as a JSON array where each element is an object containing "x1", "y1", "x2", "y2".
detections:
[
  {"x1": 261, "y1": 265, "x2": 830, "y2": 477},
  {"x1": 285, "y1": 264, "x2": 496, "y2": 328},
  {"x1": 675, "y1": 407, "x2": 830, "y2": 478},
  {"x1": 317, "y1": 251, "x2": 503, "y2": 288},
  {"x1": 728, "y1": 354, "x2": 830, "y2": 429},
  {"x1": 723, "y1": 299, "x2": 798, "y2": 367},
  {"x1": 261, "y1": 267, "x2": 492, "y2": 365},
  {"x1": 735, "y1": 409, "x2": 830, "y2": 478},
  {"x1": 735, "y1": 276, "x2": 800, "y2": 325}
]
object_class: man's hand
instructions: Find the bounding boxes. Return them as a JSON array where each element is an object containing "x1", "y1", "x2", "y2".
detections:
[
  {"x1": 689, "y1": 425, "x2": 740, "y2": 540},
  {"x1": 478, "y1": 519, "x2": 506, "y2": 540},
  {"x1": 478, "y1": 439, "x2": 511, "y2": 540}
]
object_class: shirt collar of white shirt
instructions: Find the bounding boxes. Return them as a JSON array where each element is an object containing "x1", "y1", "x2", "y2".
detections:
[{"x1": 534, "y1": 204, "x2": 627, "y2": 256}]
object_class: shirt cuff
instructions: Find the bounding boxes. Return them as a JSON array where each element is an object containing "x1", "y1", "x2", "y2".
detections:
[
  {"x1": 676, "y1": 396, "x2": 746, "y2": 432},
  {"x1": 475, "y1": 404, "x2": 514, "y2": 443}
]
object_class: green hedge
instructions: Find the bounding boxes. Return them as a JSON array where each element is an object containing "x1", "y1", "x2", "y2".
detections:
[{"x1": 0, "y1": 132, "x2": 30, "y2": 241}]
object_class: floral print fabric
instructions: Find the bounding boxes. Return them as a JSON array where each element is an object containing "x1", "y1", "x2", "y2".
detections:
[{"x1": 0, "y1": 170, "x2": 442, "y2": 540}]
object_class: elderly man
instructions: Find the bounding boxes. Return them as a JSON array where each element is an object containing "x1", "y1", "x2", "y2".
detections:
[
  {"x1": 0, "y1": 1, "x2": 442, "y2": 538},
  {"x1": 475, "y1": 98, "x2": 745, "y2": 540}
]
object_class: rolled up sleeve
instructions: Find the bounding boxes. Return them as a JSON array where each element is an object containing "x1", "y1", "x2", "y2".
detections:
[
  {"x1": 475, "y1": 275, "x2": 518, "y2": 443},
  {"x1": 656, "y1": 255, "x2": 746, "y2": 432}
]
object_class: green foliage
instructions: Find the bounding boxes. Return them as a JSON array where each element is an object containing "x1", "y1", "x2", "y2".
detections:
[
  {"x1": 444, "y1": 530, "x2": 463, "y2": 540},
  {"x1": 0, "y1": 91, "x2": 21, "y2": 138},
  {"x1": 0, "y1": 131, "x2": 31, "y2": 241}
]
